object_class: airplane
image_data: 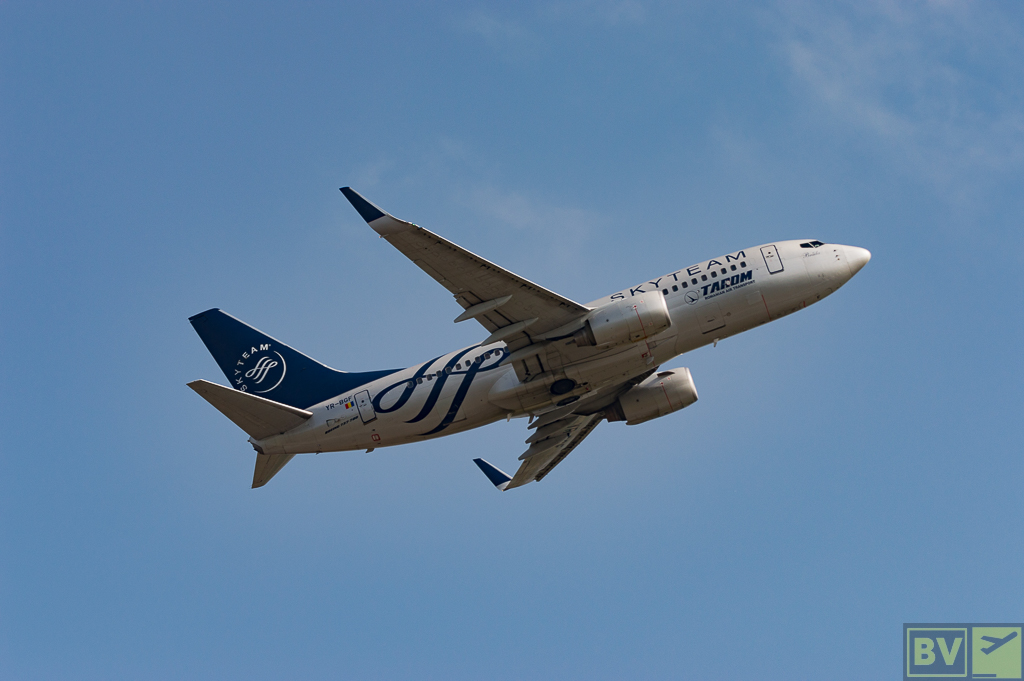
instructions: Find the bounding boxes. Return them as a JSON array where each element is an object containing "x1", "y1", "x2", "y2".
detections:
[
  {"x1": 187, "y1": 187, "x2": 871, "y2": 491},
  {"x1": 981, "y1": 631, "x2": 1018, "y2": 655}
]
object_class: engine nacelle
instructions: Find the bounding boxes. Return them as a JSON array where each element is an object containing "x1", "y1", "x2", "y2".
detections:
[
  {"x1": 607, "y1": 368, "x2": 698, "y2": 425},
  {"x1": 573, "y1": 294, "x2": 672, "y2": 348}
]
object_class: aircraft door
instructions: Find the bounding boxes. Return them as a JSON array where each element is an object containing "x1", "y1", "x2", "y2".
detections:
[
  {"x1": 355, "y1": 389, "x2": 377, "y2": 424},
  {"x1": 761, "y1": 245, "x2": 784, "y2": 274}
]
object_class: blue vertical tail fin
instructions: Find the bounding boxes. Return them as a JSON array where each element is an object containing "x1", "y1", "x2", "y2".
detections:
[{"x1": 189, "y1": 309, "x2": 399, "y2": 410}]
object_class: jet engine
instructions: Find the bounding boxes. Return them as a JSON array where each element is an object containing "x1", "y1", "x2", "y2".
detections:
[
  {"x1": 607, "y1": 368, "x2": 698, "y2": 425},
  {"x1": 573, "y1": 294, "x2": 672, "y2": 347}
]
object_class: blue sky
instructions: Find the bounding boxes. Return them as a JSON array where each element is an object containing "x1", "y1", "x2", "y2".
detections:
[{"x1": 2, "y1": 2, "x2": 1022, "y2": 679}]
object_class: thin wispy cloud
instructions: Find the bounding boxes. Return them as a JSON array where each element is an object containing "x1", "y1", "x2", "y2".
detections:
[
  {"x1": 773, "y1": 0, "x2": 1024, "y2": 198},
  {"x1": 344, "y1": 137, "x2": 604, "y2": 282},
  {"x1": 457, "y1": 2, "x2": 647, "y2": 60},
  {"x1": 456, "y1": 9, "x2": 539, "y2": 61},
  {"x1": 463, "y1": 184, "x2": 598, "y2": 241},
  {"x1": 543, "y1": 0, "x2": 647, "y2": 27},
  {"x1": 350, "y1": 158, "x2": 394, "y2": 190},
  {"x1": 456, "y1": 182, "x2": 608, "y2": 296}
]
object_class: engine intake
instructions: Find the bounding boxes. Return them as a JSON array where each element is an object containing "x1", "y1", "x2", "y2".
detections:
[
  {"x1": 573, "y1": 294, "x2": 672, "y2": 348},
  {"x1": 607, "y1": 368, "x2": 698, "y2": 425}
]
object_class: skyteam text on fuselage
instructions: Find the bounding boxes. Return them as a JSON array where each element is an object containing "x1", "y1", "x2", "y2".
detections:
[{"x1": 188, "y1": 189, "x2": 871, "y2": 490}]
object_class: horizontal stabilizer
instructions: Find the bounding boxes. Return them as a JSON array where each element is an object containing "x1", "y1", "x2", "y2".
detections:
[
  {"x1": 252, "y1": 452, "x2": 296, "y2": 488},
  {"x1": 473, "y1": 458, "x2": 511, "y2": 491},
  {"x1": 188, "y1": 379, "x2": 312, "y2": 440}
]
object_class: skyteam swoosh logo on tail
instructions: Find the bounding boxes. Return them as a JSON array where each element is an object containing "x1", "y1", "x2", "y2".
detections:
[
  {"x1": 246, "y1": 356, "x2": 279, "y2": 383},
  {"x1": 234, "y1": 344, "x2": 287, "y2": 394}
]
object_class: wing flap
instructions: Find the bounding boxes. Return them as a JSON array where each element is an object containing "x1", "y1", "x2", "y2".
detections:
[
  {"x1": 506, "y1": 414, "x2": 603, "y2": 489},
  {"x1": 535, "y1": 416, "x2": 601, "y2": 482},
  {"x1": 386, "y1": 227, "x2": 587, "y2": 342}
]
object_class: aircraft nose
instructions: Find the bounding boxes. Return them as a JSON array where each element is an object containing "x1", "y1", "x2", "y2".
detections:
[{"x1": 844, "y1": 246, "x2": 871, "y2": 276}]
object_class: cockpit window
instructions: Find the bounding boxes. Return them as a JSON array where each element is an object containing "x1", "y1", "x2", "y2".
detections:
[{"x1": 799, "y1": 240, "x2": 826, "y2": 248}]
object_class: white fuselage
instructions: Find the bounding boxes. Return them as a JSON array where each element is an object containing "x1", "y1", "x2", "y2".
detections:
[{"x1": 255, "y1": 240, "x2": 868, "y2": 456}]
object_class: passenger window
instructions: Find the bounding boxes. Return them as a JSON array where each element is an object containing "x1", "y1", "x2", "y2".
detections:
[
  {"x1": 672, "y1": 285, "x2": 678, "y2": 292},
  {"x1": 662, "y1": 289, "x2": 668, "y2": 295},
  {"x1": 417, "y1": 377, "x2": 423, "y2": 384},
  {"x1": 682, "y1": 282, "x2": 688, "y2": 288},
  {"x1": 740, "y1": 261, "x2": 746, "y2": 267},
  {"x1": 711, "y1": 272, "x2": 717, "y2": 278},
  {"x1": 691, "y1": 278, "x2": 697, "y2": 285},
  {"x1": 721, "y1": 268, "x2": 727, "y2": 275},
  {"x1": 701, "y1": 275, "x2": 707, "y2": 282}
]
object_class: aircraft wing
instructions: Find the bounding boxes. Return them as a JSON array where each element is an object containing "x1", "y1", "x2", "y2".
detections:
[
  {"x1": 474, "y1": 412, "x2": 603, "y2": 490},
  {"x1": 341, "y1": 188, "x2": 590, "y2": 352}
]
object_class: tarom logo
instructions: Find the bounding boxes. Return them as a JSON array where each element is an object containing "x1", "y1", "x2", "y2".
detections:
[{"x1": 234, "y1": 343, "x2": 287, "y2": 393}]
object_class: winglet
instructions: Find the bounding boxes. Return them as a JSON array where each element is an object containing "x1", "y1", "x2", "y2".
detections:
[
  {"x1": 340, "y1": 187, "x2": 416, "y2": 236},
  {"x1": 340, "y1": 187, "x2": 386, "y2": 222},
  {"x1": 473, "y1": 458, "x2": 511, "y2": 491}
]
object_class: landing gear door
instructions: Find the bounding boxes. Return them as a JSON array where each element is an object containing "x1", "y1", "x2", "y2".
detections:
[
  {"x1": 761, "y1": 245, "x2": 784, "y2": 274},
  {"x1": 355, "y1": 389, "x2": 376, "y2": 424}
]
